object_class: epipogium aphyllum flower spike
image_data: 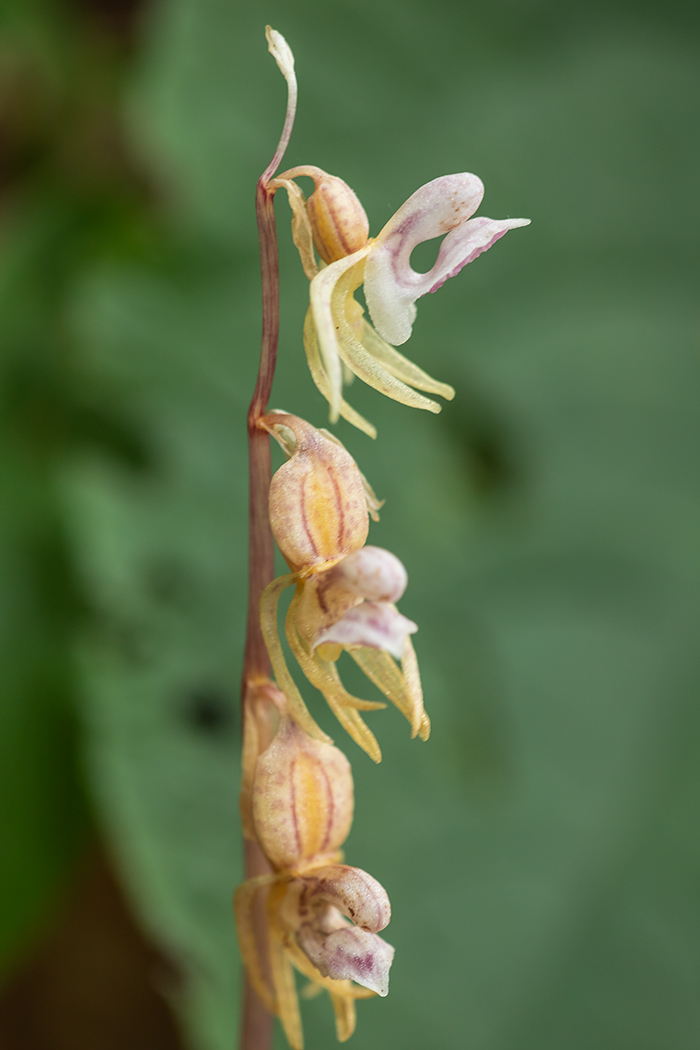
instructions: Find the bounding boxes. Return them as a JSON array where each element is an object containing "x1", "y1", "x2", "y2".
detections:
[
  {"x1": 235, "y1": 685, "x2": 394, "y2": 1049},
  {"x1": 270, "y1": 166, "x2": 530, "y2": 437},
  {"x1": 259, "y1": 412, "x2": 429, "y2": 763},
  {"x1": 239, "y1": 27, "x2": 528, "y2": 1050}
]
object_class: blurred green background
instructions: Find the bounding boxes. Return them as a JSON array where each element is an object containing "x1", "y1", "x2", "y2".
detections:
[{"x1": 1, "y1": 0, "x2": 699, "y2": 1047}]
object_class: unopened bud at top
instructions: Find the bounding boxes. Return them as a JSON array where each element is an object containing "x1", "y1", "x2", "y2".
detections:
[
  {"x1": 252, "y1": 715, "x2": 354, "y2": 870},
  {"x1": 306, "y1": 171, "x2": 370, "y2": 265},
  {"x1": 263, "y1": 413, "x2": 369, "y2": 573}
]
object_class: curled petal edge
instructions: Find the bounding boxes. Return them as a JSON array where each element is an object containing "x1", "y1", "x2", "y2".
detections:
[
  {"x1": 364, "y1": 171, "x2": 530, "y2": 345},
  {"x1": 294, "y1": 863, "x2": 392, "y2": 932},
  {"x1": 314, "y1": 601, "x2": 418, "y2": 661},
  {"x1": 260, "y1": 573, "x2": 333, "y2": 743}
]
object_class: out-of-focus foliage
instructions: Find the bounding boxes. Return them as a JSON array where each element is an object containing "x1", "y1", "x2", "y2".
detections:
[
  {"x1": 0, "y1": 0, "x2": 154, "y2": 975},
  {"x1": 2, "y1": 0, "x2": 700, "y2": 1049}
]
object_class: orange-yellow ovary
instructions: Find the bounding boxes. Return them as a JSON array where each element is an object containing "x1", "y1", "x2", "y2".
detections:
[
  {"x1": 301, "y1": 467, "x2": 344, "y2": 562},
  {"x1": 307, "y1": 175, "x2": 370, "y2": 265},
  {"x1": 252, "y1": 717, "x2": 354, "y2": 871},
  {"x1": 266, "y1": 415, "x2": 369, "y2": 572},
  {"x1": 293, "y1": 751, "x2": 334, "y2": 860}
]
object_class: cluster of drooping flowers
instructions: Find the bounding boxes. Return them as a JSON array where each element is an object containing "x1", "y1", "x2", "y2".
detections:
[
  {"x1": 236, "y1": 680, "x2": 394, "y2": 1048},
  {"x1": 236, "y1": 414, "x2": 420, "y2": 1046},
  {"x1": 235, "y1": 28, "x2": 529, "y2": 1049},
  {"x1": 259, "y1": 413, "x2": 428, "y2": 763}
]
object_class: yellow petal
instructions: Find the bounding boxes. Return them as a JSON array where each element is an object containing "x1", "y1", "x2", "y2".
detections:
[
  {"x1": 309, "y1": 244, "x2": 373, "y2": 421},
  {"x1": 330, "y1": 693, "x2": 387, "y2": 713},
  {"x1": 303, "y1": 309, "x2": 377, "y2": 438},
  {"x1": 270, "y1": 178, "x2": 319, "y2": 279},
  {"x1": 349, "y1": 646, "x2": 425, "y2": 738},
  {"x1": 322, "y1": 689, "x2": 382, "y2": 764},
  {"x1": 317, "y1": 647, "x2": 386, "y2": 712},
  {"x1": 300, "y1": 981, "x2": 324, "y2": 1000},
  {"x1": 260, "y1": 574, "x2": 332, "y2": 742},
  {"x1": 268, "y1": 882, "x2": 305, "y2": 1050},
  {"x1": 331, "y1": 265, "x2": 444, "y2": 412},
  {"x1": 361, "y1": 320, "x2": 455, "y2": 400},
  {"x1": 330, "y1": 991, "x2": 356, "y2": 1042},
  {"x1": 285, "y1": 591, "x2": 382, "y2": 763},
  {"x1": 233, "y1": 873, "x2": 279, "y2": 1014},
  {"x1": 401, "y1": 635, "x2": 430, "y2": 740}
]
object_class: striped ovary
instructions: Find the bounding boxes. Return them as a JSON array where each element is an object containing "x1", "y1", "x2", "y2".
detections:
[
  {"x1": 252, "y1": 718, "x2": 354, "y2": 871},
  {"x1": 268, "y1": 421, "x2": 368, "y2": 572}
]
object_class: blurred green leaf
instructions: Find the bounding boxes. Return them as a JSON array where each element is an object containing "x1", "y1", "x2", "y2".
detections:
[
  {"x1": 0, "y1": 0, "x2": 160, "y2": 985},
  {"x1": 0, "y1": 209, "x2": 92, "y2": 976},
  {"x1": 47, "y1": 0, "x2": 700, "y2": 1049}
]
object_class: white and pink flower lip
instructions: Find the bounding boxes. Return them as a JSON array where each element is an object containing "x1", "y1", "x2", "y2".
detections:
[
  {"x1": 273, "y1": 166, "x2": 530, "y2": 435},
  {"x1": 314, "y1": 601, "x2": 418, "y2": 662},
  {"x1": 284, "y1": 863, "x2": 395, "y2": 997},
  {"x1": 364, "y1": 173, "x2": 530, "y2": 345}
]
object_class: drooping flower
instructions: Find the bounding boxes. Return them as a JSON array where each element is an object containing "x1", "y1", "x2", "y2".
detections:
[
  {"x1": 271, "y1": 165, "x2": 530, "y2": 436},
  {"x1": 235, "y1": 689, "x2": 394, "y2": 1049},
  {"x1": 259, "y1": 411, "x2": 428, "y2": 761}
]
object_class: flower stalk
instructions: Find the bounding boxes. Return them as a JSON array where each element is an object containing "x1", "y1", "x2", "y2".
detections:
[{"x1": 240, "y1": 28, "x2": 297, "y2": 1050}]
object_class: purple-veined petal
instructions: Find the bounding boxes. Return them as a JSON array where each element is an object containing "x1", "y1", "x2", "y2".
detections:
[
  {"x1": 314, "y1": 602, "x2": 417, "y2": 660},
  {"x1": 425, "y1": 215, "x2": 532, "y2": 295},
  {"x1": 282, "y1": 865, "x2": 394, "y2": 993},
  {"x1": 364, "y1": 173, "x2": 530, "y2": 345},
  {"x1": 297, "y1": 923, "x2": 395, "y2": 996},
  {"x1": 291, "y1": 864, "x2": 392, "y2": 932}
]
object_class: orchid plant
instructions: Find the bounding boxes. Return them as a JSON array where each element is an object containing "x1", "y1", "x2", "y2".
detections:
[{"x1": 237, "y1": 27, "x2": 529, "y2": 1050}]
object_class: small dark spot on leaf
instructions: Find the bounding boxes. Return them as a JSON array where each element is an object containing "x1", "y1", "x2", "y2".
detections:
[
  {"x1": 182, "y1": 687, "x2": 235, "y2": 736},
  {"x1": 440, "y1": 376, "x2": 520, "y2": 497}
]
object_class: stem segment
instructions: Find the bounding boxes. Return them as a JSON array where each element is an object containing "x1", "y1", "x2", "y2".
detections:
[
  {"x1": 239, "y1": 28, "x2": 298, "y2": 1050},
  {"x1": 243, "y1": 178, "x2": 280, "y2": 685},
  {"x1": 239, "y1": 178, "x2": 278, "y2": 1050}
]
